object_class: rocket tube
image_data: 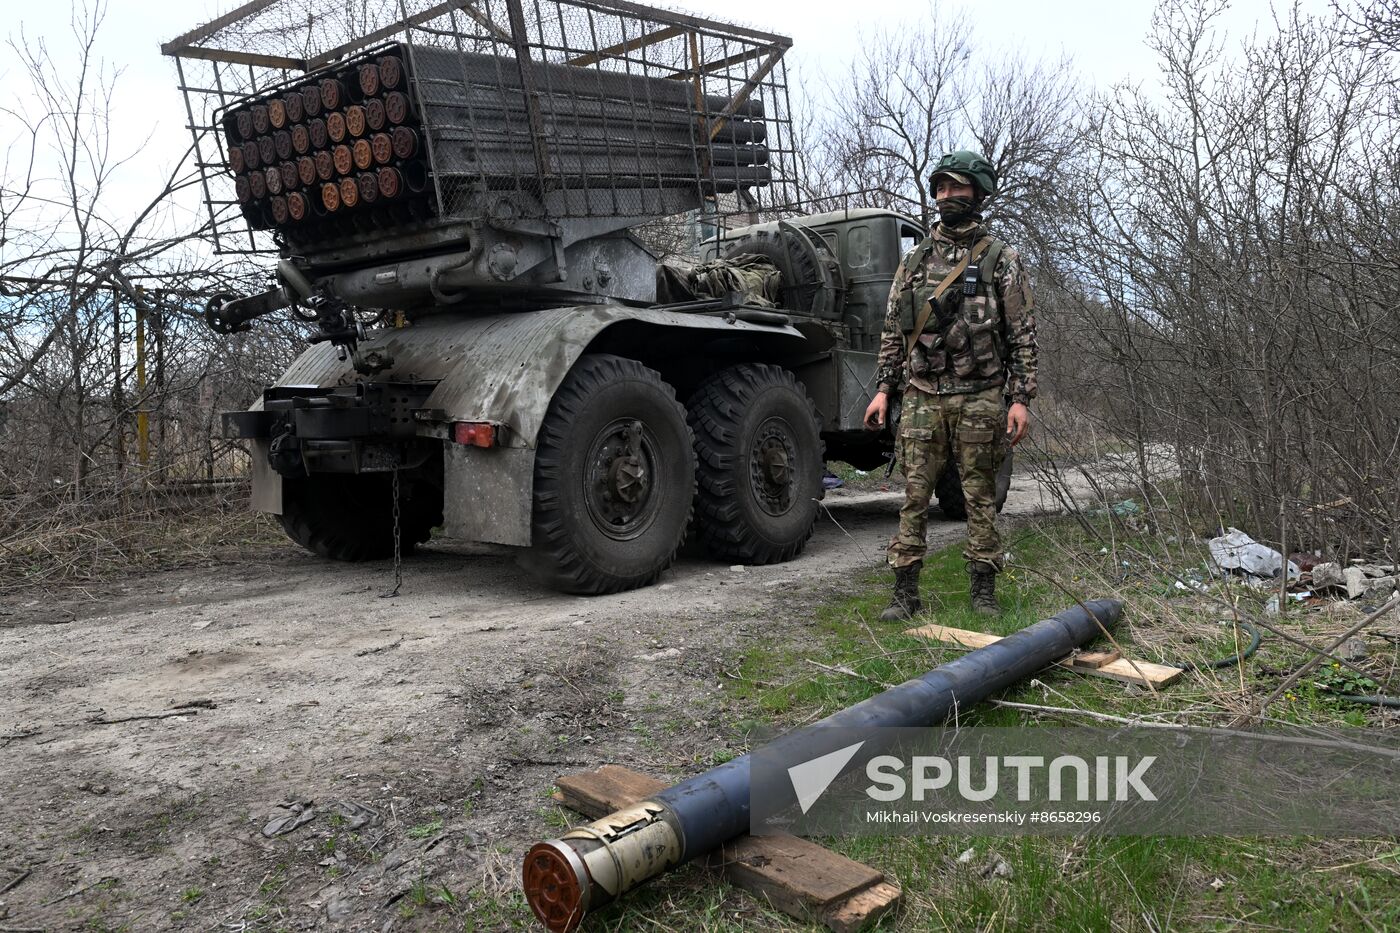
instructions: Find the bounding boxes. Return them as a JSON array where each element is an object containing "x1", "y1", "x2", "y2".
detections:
[{"x1": 523, "y1": 599, "x2": 1123, "y2": 932}]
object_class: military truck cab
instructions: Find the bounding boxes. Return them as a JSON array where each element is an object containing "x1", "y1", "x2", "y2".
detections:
[
  {"x1": 701, "y1": 208, "x2": 926, "y2": 469},
  {"x1": 707, "y1": 208, "x2": 1014, "y2": 518}
]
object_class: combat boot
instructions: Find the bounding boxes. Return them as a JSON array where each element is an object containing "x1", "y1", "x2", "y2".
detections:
[
  {"x1": 970, "y1": 566, "x2": 1001, "y2": 616},
  {"x1": 879, "y1": 562, "x2": 923, "y2": 622}
]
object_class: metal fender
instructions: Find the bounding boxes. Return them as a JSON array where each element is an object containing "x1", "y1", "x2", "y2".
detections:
[{"x1": 253, "y1": 305, "x2": 806, "y2": 547}]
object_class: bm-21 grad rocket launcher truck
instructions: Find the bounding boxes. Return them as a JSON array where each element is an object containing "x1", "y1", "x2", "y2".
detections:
[{"x1": 164, "y1": 0, "x2": 1011, "y2": 595}]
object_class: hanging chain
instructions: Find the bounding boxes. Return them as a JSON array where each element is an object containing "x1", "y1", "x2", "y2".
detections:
[{"x1": 380, "y1": 467, "x2": 403, "y2": 599}]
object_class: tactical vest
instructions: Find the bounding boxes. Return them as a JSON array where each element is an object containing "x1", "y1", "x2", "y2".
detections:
[{"x1": 896, "y1": 235, "x2": 1007, "y2": 384}]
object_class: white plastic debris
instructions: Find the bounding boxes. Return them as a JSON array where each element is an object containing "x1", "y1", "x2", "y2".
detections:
[{"x1": 1208, "y1": 528, "x2": 1300, "y2": 581}]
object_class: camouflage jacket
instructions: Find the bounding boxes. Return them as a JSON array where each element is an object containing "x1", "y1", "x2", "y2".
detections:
[{"x1": 874, "y1": 220, "x2": 1038, "y2": 405}]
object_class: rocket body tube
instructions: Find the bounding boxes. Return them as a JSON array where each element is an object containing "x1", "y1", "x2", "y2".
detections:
[{"x1": 524, "y1": 599, "x2": 1123, "y2": 932}]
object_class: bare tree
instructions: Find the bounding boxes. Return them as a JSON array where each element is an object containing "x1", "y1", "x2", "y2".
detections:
[
  {"x1": 0, "y1": 1, "x2": 298, "y2": 545},
  {"x1": 1043, "y1": 0, "x2": 1400, "y2": 558},
  {"x1": 802, "y1": 4, "x2": 1084, "y2": 254}
]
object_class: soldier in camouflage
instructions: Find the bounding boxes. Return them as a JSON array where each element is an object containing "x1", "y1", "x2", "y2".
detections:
[{"x1": 863, "y1": 150, "x2": 1038, "y2": 620}]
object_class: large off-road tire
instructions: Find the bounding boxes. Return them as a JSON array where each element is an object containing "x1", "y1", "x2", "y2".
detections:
[
  {"x1": 526, "y1": 354, "x2": 695, "y2": 595},
  {"x1": 278, "y1": 467, "x2": 442, "y2": 561},
  {"x1": 934, "y1": 445, "x2": 1014, "y2": 521},
  {"x1": 687, "y1": 363, "x2": 825, "y2": 564}
]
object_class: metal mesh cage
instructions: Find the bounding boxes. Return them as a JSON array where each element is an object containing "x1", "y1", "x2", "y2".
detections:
[{"x1": 164, "y1": 0, "x2": 800, "y2": 256}]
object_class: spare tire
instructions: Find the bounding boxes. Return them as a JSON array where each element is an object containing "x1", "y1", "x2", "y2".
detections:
[{"x1": 723, "y1": 223, "x2": 840, "y2": 316}]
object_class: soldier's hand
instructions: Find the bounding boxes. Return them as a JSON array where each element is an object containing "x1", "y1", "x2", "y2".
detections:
[
  {"x1": 864, "y1": 392, "x2": 889, "y2": 430},
  {"x1": 1006, "y1": 402, "x2": 1030, "y2": 446}
]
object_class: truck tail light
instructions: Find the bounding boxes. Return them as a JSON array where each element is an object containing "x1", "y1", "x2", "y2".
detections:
[{"x1": 453, "y1": 422, "x2": 497, "y2": 447}]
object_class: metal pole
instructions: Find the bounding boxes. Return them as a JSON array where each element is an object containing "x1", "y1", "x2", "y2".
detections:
[
  {"x1": 523, "y1": 599, "x2": 1125, "y2": 931},
  {"x1": 135, "y1": 288, "x2": 149, "y2": 471}
]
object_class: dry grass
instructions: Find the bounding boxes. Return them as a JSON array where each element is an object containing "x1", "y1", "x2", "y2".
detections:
[{"x1": 0, "y1": 483, "x2": 284, "y2": 594}]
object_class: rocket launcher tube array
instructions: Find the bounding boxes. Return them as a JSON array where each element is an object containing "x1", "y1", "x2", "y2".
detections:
[{"x1": 523, "y1": 599, "x2": 1124, "y2": 932}]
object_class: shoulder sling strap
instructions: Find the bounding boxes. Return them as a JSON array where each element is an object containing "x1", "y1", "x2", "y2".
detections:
[{"x1": 904, "y1": 235, "x2": 994, "y2": 356}]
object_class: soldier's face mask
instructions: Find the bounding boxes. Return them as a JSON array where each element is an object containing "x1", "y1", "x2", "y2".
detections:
[{"x1": 937, "y1": 195, "x2": 978, "y2": 225}]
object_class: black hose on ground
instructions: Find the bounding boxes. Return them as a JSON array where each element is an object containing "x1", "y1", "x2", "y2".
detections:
[
  {"x1": 1166, "y1": 619, "x2": 1400, "y2": 710},
  {"x1": 1331, "y1": 693, "x2": 1400, "y2": 709},
  {"x1": 1168, "y1": 619, "x2": 1263, "y2": 671}
]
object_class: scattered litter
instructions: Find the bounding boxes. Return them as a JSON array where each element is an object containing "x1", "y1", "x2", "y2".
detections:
[
  {"x1": 331, "y1": 800, "x2": 381, "y2": 831},
  {"x1": 1088, "y1": 499, "x2": 1140, "y2": 517},
  {"x1": 980, "y1": 853, "x2": 1013, "y2": 880},
  {"x1": 822, "y1": 471, "x2": 845, "y2": 490},
  {"x1": 729, "y1": 565, "x2": 746, "y2": 573},
  {"x1": 956, "y1": 847, "x2": 976, "y2": 864},
  {"x1": 1310, "y1": 562, "x2": 1344, "y2": 589},
  {"x1": 1208, "y1": 528, "x2": 1299, "y2": 581},
  {"x1": 262, "y1": 800, "x2": 317, "y2": 837},
  {"x1": 1209, "y1": 877, "x2": 1226, "y2": 891}
]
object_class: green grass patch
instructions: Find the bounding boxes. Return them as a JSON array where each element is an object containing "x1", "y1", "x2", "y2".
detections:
[{"x1": 711, "y1": 516, "x2": 1400, "y2": 930}]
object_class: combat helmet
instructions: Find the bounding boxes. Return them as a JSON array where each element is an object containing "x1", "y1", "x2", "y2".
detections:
[{"x1": 931, "y1": 150, "x2": 998, "y2": 199}]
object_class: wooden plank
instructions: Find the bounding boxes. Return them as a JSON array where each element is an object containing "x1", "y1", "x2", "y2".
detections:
[
  {"x1": 825, "y1": 881, "x2": 902, "y2": 933},
  {"x1": 1067, "y1": 648, "x2": 1121, "y2": 669},
  {"x1": 1073, "y1": 655, "x2": 1182, "y2": 688},
  {"x1": 713, "y1": 833, "x2": 882, "y2": 916},
  {"x1": 904, "y1": 623, "x2": 1001, "y2": 650},
  {"x1": 903, "y1": 624, "x2": 1182, "y2": 689},
  {"x1": 554, "y1": 763, "x2": 663, "y2": 813},
  {"x1": 553, "y1": 765, "x2": 899, "y2": 931}
]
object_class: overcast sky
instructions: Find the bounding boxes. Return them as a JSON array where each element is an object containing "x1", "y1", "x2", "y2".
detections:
[{"x1": 1, "y1": 0, "x2": 1338, "y2": 239}]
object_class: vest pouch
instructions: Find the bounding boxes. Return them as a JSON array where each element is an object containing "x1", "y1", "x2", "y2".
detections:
[
  {"x1": 910, "y1": 331, "x2": 947, "y2": 377},
  {"x1": 964, "y1": 311, "x2": 1003, "y2": 379},
  {"x1": 897, "y1": 284, "x2": 916, "y2": 332},
  {"x1": 946, "y1": 316, "x2": 977, "y2": 378},
  {"x1": 899, "y1": 280, "x2": 941, "y2": 335}
]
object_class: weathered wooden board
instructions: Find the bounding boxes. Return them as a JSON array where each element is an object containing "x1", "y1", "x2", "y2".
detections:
[{"x1": 904, "y1": 623, "x2": 1183, "y2": 689}]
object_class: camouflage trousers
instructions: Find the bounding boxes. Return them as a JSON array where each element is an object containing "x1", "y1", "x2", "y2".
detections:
[{"x1": 888, "y1": 385, "x2": 1005, "y2": 572}]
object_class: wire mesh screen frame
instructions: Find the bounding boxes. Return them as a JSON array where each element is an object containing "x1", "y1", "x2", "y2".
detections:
[{"x1": 163, "y1": 0, "x2": 802, "y2": 257}]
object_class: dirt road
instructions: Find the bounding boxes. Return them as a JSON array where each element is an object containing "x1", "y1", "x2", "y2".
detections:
[{"x1": 0, "y1": 474, "x2": 1060, "y2": 931}]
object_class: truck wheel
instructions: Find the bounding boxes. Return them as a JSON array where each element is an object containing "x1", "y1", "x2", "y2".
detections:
[
  {"x1": 526, "y1": 354, "x2": 695, "y2": 595},
  {"x1": 279, "y1": 469, "x2": 441, "y2": 561},
  {"x1": 688, "y1": 364, "x2": 824, "y2": 564},
  {"x1": 934, "y1": 447, "x2": 1014, "y2": 520}
]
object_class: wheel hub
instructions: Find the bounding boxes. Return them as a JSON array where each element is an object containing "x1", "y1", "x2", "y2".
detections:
[
  {"x1": 586, "y1": 419, "x2": 659, "y2": 540},
  {"x1": 749, "y1": 419, "x2": 798, "y2": 517},
  {"x1": 758, "y1": 439, "x2": 790, "y2": 486},
  {"x1": 608, "y1": 455, "x2": 649, "y2": 504}
]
